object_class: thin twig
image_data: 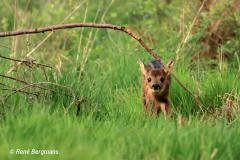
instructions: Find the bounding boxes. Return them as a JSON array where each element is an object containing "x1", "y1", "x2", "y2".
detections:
[
  {"x1": 0, "y1": 43, "x2": 12, "y2": 50},
  {"x1": 4, "y1": 81, "x2": 78, "y2": 114},
  {"x1": 3, "y1": 82, "x2": 76, "y2": 108},
  {"x1": 0, "y1": 87, "x2": 41, "y2": 96},
  {"x1": 7, "y1": 31, "x2": 54, "y2": 74},
  {"x1": 0, "y1": 82, "x2": 9, "y2": 87},
  {"x1": 0, "y1": 73, "x2": 71, "y2": 97},
  {"x1": 0, "y1": 73, "x2": 29, "y2": 85},
  {"x1": 0, "y1": 54, "x2": 53, "y2": 69},
  {"x1": 172, "y1": 74, "x2": 202, "y2": 111},
  {"x1": 0, "y1": 75, "x2": 47, "y2": 97}
]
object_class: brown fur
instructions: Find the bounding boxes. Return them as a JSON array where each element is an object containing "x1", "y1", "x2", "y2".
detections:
[{"x1": 139, "y1": 60, "x2": 174, "y2": 117}]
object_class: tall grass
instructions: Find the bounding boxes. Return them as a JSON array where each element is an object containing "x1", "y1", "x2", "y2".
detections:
[{"x1": 0, "y1": 0, "x2": 240, "y2": 160}]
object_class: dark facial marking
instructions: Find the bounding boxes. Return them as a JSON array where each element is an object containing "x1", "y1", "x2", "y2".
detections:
[
  {"x1": 148, "y1": 77, "x2": 151, "y2": 82},
  {"x1": 160, "y1": 77, "x2": 165, "y2": 82}
]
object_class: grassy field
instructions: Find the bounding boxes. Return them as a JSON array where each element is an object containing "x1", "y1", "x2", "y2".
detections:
[{"x1": 0, "y1": 0, "x2": 240, "y2": 160}]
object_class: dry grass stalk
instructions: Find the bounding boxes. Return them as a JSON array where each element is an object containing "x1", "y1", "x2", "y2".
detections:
[
  {"x1": 78, "y1": 0, "x2": 114, "y2": 80},
  {"x1": 7, "y1": 32, "x2": 54, "y2": 74},
  {"x1": 78, "y1": 6, "x2": 101, "y2": 80},
  {"x1": 175, "y1": 0, "x2": 208, "y2": 61}
]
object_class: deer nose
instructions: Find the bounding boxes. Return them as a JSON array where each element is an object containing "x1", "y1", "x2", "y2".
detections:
[{"x1": 152, "y1": 84, "x2": 161, "y2": 90}]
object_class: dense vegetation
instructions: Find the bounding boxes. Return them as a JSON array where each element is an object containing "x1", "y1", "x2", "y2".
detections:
[{"x1": 0, "y1": 0, "x2": 239, "y2": 159}]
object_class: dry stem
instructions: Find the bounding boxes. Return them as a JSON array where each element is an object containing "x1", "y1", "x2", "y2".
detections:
[{"x1": 0, "y1": 54, "x2": 53, "y2": 69}]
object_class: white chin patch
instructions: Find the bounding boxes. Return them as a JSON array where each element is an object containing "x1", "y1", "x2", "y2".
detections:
[{"x1": 152, "y1": 89, "x2": 161, "y2": 93}]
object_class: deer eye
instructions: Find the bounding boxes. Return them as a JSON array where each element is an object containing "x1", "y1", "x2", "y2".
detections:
[
  {"x1": 160, "y1": 77, "x2": 165, "y2": 82},
  {"x1": 147, "y1": 77, "x2": 151, "y2": 82}
]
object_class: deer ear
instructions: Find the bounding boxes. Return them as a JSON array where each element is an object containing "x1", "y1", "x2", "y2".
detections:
[
  {"x1": 138, "y1": 60, "x2": 149, "y2": 76},
  {"x1": 166, "y1": 60, "x2": 174, "y2": 73}
]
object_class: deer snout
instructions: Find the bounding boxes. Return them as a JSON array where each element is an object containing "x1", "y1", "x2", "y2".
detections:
[{"x1": 152, "y1": 84, "x2": 161, "y2": 90}]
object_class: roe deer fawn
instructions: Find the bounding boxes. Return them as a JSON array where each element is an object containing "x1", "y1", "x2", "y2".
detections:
[{"x1": 139, "y1": 60, "x2": 174, "y2": 117}]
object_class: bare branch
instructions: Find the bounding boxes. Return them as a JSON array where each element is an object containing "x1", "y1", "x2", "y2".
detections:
[
  {"x1": 0, "y1": 75, "x2": 79, "y2": 110},
  {"x1": 3, "y1": 82, "x2": 75, "y2": 103},
  {"x1": 0, "y1": 54, "x2": 53, "y2": 69},
  {"x1": 0, "y1": 23, "x2": 162, "y2": 63},
  {"x1": 0, "y1": 73, "x2": 29, "y2": 85},
  {"x1": 0, "y1": 87, "x2": 41, "y2": 96},
  {"x1": 0, "y1": 74, "x2": 67, "y2": 96}
]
